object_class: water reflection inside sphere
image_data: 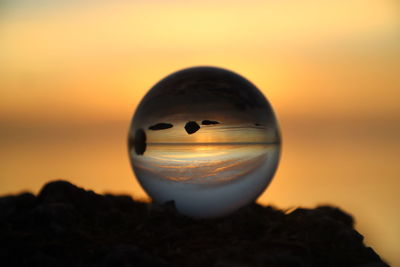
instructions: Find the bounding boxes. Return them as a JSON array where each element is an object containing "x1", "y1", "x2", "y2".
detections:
[{"x1": 128, "y1": 66, "x2": 281, "y2": 217}]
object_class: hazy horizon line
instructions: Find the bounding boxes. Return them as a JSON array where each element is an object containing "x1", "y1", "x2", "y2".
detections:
[{"x1": 146, "y1": 142, "x2": 280, "y2": 146}]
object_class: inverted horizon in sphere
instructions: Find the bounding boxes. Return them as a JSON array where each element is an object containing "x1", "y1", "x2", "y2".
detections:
[{"x1": 128, "y1": 66, "x2": 281, "y2": 217}]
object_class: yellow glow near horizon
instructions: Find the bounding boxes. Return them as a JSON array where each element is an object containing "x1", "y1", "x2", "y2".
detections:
[{"x1": 1, "y1": 0, "x2": 399, "y2": 124}]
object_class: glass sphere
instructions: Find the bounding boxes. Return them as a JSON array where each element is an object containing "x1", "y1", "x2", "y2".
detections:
[{"x1": 128, "y1": 66, "x2": 281, "y2": 218}]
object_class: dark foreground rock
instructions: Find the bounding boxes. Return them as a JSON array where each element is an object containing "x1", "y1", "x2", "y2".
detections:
[{"x1": 0, "y1": 180, "x2": 389, "y2": 267}]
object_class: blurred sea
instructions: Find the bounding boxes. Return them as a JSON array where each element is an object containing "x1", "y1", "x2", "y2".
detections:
[{"x1": 0, "y1": 120, "x2": 398, "y2": 265}]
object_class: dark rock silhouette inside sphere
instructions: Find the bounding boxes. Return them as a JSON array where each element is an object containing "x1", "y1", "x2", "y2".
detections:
[
  {"x1": 201, "y1": 120, "x2": 220, "y2": 125},
  {"x1": 133, "y1": 129, "x2": 146, "y2": 155},
  {"x1": 148, "y1": 123, "x2": 173, "y2": 130},
  {"x1": 184, "y1": 121, "x2": 200, "y2": 134}
]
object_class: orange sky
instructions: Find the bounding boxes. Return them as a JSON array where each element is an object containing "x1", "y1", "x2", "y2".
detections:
[
  {"x1": 0, "y1": 0, "x2": 399, "y2": 265},
  {"x1": 1, "y1": 0, "x2": 399, "y2": 125}
]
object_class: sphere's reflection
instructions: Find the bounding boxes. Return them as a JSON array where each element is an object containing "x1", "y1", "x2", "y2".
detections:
[{"x1": 128, "y1": 66, "x2": 281, "y2": 217}]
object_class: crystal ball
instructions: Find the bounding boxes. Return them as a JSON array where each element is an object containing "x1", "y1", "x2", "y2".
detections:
[{"x1": 128, "y1": 66, "x2": 281, "y2": 217}]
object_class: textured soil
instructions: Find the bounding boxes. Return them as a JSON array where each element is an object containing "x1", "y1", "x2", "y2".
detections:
[{"x1": 0, "y1": 180, "x2": 389, "y2": 267}]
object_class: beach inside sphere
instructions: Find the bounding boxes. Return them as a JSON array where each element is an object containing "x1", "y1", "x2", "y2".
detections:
[{"x1": 132, "y1": 133, "x2": 279, "y2": 185}]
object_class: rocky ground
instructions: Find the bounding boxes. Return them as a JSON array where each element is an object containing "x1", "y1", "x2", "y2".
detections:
[{"x1": 0, "y1": 180, "x2": 389, "y2": 267}]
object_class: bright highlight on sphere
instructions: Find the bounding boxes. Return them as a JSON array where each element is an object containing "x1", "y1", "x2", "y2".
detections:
[{"x1": 128, "y1": 66, "x2": 281, "y2": 218}]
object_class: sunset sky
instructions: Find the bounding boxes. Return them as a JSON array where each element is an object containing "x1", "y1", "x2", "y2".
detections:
[
  {"x1": 0, "y1": 0, "x2": 399, "y2": 264},
  {"x1": 1, "y1": 0, "x2": 399, "y2": 124}
]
